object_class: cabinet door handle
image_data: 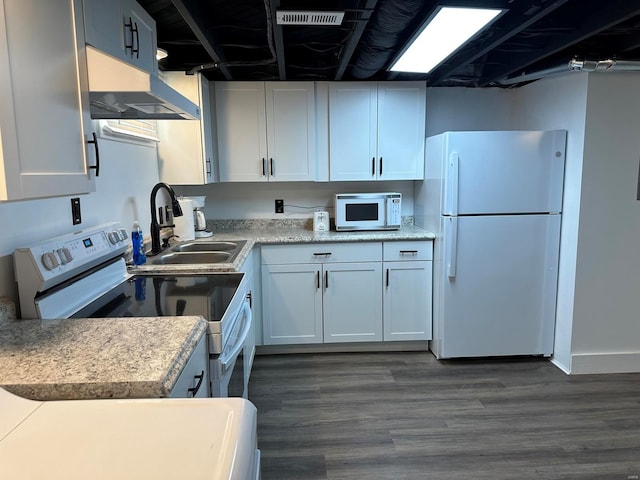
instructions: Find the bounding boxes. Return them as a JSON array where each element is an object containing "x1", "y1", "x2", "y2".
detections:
[
  {"x1": 386, "y1": 268, "x2": 389, "y2": 287},
  {"x1": 371, "y1": 157, "x2": 375, "y2": 176},
  {"x1": 206, "y1": 157, "x2": 212, "y2": 176},
  {"x1": 270, "y1": 158, "x2": 274, "y2": 176},
  {"x1": 261, "y1": 158, "x2": 266, "y2": 176},
  {"x1": 399, "y1": 250, "x2": 418, "y2": 255},
  {"x1": 187, "y1": 370, "x2": 205, "y2": 397},
  {"x1": 133, "y1": 21, "x2": 139, "y2": 58},
  {"x1": 87, "y1": 132, "x2": 100, "y2": 177},
  {"x1": 313, "y1": 252, "x2": 332, "y2": 257},
  {"x1": 379, "y1": 156, "x2": 383, "y2": 176},
  {"x1": 325, "y1": 270, "x2": 329, "y2": 289},
  {"x1": 124, "y1": 17, "x2": 139, "y2": 58},
  {"x1": 316, "y1": 271, "x2": 320, "y2": 289}
]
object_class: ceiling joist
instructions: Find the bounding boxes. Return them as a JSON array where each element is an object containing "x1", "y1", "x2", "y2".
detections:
[
  {"x1": 171, "y1": 0, "x2": 233, "y2": 79},
  {"x1": 479, "y1": 0, "x2": 640, "y2": 86}
]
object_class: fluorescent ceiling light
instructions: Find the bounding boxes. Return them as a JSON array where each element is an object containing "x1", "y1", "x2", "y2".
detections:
[
  {"x1": 390, "y1": 6, "x2": 503, "y2": 74},
  {"x1": 156, "y1": 48, "x2": 168, "y2": 61}
]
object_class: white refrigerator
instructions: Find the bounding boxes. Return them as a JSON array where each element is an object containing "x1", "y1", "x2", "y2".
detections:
[{"x1": 415, "y1": 130, "x2": 567, "y2": 359}]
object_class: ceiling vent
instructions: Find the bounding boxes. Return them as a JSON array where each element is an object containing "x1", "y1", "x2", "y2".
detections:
[{"x1": 276, "y1": 11, "x2": 345, "y2": 26}]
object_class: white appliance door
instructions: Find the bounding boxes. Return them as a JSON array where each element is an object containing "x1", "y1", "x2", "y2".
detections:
[
  {"x1": 211, "y1": 301, "x2": 251, "y2": 398},
  {"x1": 443, "y1": 130, "x2": 566, "y2": 215},
  {"x1": 439, "y1": 214, "x2": 560, "y2": 358},
  {"x1": 335, "y1": 196, "x2": 386, "y2": 230}
]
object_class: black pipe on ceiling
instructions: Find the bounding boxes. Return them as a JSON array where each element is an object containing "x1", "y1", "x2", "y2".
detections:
[{"x1": 349, "y1": 0, "x2": 425, "y2": 79}]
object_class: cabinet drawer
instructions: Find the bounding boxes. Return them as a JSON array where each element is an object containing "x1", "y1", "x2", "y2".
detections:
[
  {"x1": 169, "y1": 335, "x2": 208, "y2": 398},
  {"x1": 262, "y1": 242, "x2": 382, "y2": 264},
  {"x1": 383, "y1": 241, "x2": 432, "y2": 261}
]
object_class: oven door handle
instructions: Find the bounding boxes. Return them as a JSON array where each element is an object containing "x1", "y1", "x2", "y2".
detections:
[{"x1": 219, "y1": 301, "x2": 252, "y2": 369}]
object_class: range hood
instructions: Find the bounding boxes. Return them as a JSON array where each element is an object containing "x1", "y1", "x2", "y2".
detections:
[{"x1": 85, "y1": 46, "x2": 200, "y2": 120}]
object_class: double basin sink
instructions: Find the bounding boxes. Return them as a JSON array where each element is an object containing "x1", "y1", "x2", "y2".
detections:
[{"x1": 151, "y1": 240, "x2": 247, "y2": 265}]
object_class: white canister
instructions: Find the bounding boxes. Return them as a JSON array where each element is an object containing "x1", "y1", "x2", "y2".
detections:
[
  {"x1": 173, "y1": 198, "x2": 195, "y2": 241},
  {"x1": 313, "y1": 211, "x2": 330, "y2": 232}
]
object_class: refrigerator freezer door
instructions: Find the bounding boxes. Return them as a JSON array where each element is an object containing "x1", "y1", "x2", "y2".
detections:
[
  {"x1": 436, "y1": 214, "x2": 560, "y2": 358},
  {"x1": 443, "y1": 130, "x2": 566, "y2": 215}
]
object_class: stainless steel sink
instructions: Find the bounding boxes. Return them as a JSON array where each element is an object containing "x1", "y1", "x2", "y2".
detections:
[
  {"x1": 150, "y1": 240, "x2": 247, "y2": 265},
  {"x1": 151, "y1": 251, "x2": 232, "y2": 265},
  {"x1": 171, "y1": 240, "x2": 244, "y2": 253}
]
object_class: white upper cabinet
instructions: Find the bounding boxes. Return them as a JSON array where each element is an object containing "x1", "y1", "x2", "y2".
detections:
[
  {"x1": 264, "y1": 82, "x2": 317, "y2": 181},
  {"x1": 82, "y1": 0, "x2": 157, "y2": 74},
  {"x1": 329, "y1": 81, "x2": 426, "y2": 181},
  {"x1": 215, "y1": 82, "x2": 266, "y2": 182},
  {"x1": 158, "y1": 73, "x2": 216, "y2": 184},
  {"x1": 0, "y1": 0, "x2": 97, "y2": 201},
  {"x1": 328, "y1": 82, "x2": 377, "y2": 182},
  {"x1": 215, "y1": 81, "x2": 316, "y2": 182}
]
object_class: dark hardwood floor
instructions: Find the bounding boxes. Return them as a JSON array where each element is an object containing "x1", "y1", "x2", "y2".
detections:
[{"x1": 248, "y1": 351, "x2": 640, "y2": 480}]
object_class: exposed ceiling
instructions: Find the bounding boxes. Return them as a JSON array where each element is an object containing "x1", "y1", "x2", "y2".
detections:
[{"x1": 137, "y1": 0, "x2": 640, "y2": 88}]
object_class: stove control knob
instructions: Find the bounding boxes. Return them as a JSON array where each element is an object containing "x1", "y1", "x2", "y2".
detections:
[
  {"x1": 108, "y1": 231, "x2": 118, "y2": 245},
  {"x1": 119, "y1": 228, "x2": 128, "y2": 241},
  {"x1": 41, "y1": 252, "x2": 59, "y2": 271},
  {"x1": 57, "y1": 247, "x2": 73, "y2": 264}
]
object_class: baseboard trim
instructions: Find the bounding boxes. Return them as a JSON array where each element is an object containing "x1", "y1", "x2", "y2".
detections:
[
  {"x1": 256, "y1": 341, "x2": 430, "y2": 355},
  {"x1": 570, "y1": 352, "x2": 640, "y2": 374},
  {"x1": 550, "y1": 357, "x2": 571, "y2": 374}
]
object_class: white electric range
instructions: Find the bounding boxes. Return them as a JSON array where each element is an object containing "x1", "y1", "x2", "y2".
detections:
[{"x1": 13, "y1": 222, "x2": 253, "y2": 399}]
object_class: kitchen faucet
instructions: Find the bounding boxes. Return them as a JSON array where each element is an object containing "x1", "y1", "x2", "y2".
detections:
[{"x1": 149, "y1": 182, "x2": 183, "y2": 255}]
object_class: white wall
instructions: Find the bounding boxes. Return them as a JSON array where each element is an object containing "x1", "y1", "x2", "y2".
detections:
[
  {"x1": 0, "y1": 132, "x2": 159, "y2": 312},
  {"x1": 425, "y1": 87, "x2": 515, "y2": 136},
  {"x1": 174, "y1": 181, "x2": 415, "y2": 221},
  {"x1": 569, "y1": 73, "x2": 640, "y2": 373},
  {"x1": 510, "y1": 73, "x2": 589, "y2": 373}
]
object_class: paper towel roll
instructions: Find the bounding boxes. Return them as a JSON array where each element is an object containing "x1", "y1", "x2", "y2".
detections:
[{"x1": 173, "y1": 198, "x2": 195, "y2": 241}]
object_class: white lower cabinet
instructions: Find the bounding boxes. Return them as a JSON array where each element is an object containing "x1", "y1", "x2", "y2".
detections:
[
  {"x1": 323, "y1": 262, "x2": 382, "y2": 342},
  {"x1": 261, "y1": 243, "x2": 383, "y2": 345},
  {"x1": 262, "y1": 240, "x2": 433, "y2": 345},
  {"x1": 383, "y1": 241, "x2": 433, "y2": 341},
  {"x1": 261, "y1": 240, "x2": 432, "y2": 346},
  {"x1": 261, "y1": 263, "x2": 324, "y2": 344},
  {"x1": 168, "y1": 334, "x2": 208, "y2": 398},
  {"x1": 240, "y1": 248, "x2": 257, "y2": 385}
]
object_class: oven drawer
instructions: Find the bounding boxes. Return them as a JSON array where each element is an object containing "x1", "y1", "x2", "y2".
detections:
[{"x1": 169, "y1": 335, "x2": 208, "y2": 398}]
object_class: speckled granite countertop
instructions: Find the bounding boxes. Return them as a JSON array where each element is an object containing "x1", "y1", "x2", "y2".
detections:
[
  {"x1": 130, "y1": 220, "x2": 435, "y2": 274},
  {"x1": 0, "y1": 297, "x2": 16, "y2": 327},
  {"x1": 0, "y1": 316, "x2": 207, "y2": 401}
]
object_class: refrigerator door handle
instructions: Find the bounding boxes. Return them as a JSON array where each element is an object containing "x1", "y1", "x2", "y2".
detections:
[
  {"x1": 445, "y1": 152, "x2": 459, "y2": 215},
  {"x1": 446, "y1": 217, "x2": 458, "y2": 278}
]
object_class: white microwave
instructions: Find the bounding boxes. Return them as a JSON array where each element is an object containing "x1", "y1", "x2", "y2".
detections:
[{"x1": 335, "y1": 193, "x2": 402, "y2": 231}]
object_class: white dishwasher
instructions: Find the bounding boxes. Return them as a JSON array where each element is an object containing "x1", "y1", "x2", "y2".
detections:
[{"x1": 0, "y1": 387, "x2": 261, "y2": 480}]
